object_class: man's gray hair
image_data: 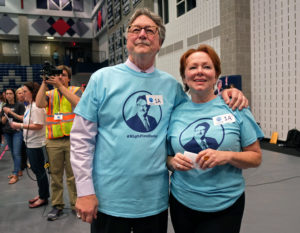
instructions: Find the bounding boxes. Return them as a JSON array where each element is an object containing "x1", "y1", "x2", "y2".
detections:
[{"x1": 127, "y1": 8, "x2": 166, "y2": 45}]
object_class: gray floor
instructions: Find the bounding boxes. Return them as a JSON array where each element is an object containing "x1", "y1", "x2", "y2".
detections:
[{"x1": 1, "y1": 148, "x2": 300, "y2": 233}]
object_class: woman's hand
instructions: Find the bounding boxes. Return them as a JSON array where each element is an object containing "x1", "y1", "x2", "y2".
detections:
[
  {"x1": 195, "y1": 149, "x2": 230, "y2": 170},
  {"x1": 195, "y1": 141, "x2": 262, "y2": 170},
  {"x1": 168, "y1": 153, "x2": 194, "y2": 171},
  {"x1": 3, "y1": 107, "x2": 11, "y2": 115},
  {"x1": 9, "y1": 122, "x2": 21, "y2": 130}
]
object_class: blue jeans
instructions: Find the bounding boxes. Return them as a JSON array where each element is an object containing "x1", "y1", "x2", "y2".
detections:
[
  {"x1": 4, "y1": 131, "x2": 23, "y2": 175},
  {"x1": 26, "y1": 146, "x2": 49, "y2": 200}
]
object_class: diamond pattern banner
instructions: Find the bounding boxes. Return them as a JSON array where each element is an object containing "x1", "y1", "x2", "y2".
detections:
[
  {"x1": 66, "y1": 19, "x2": 75, "y2": 36},
  {"x1": 32, "y1": 16, "x2": 89, "y2": 37},
  {"x1": 47, "y1": 17, "x2": 56, "y2": 35},
  {"x1": 72, "y1": 19, "x2": 89, "y2": 37},
  {"x1": 0, "y1": 15, "x2": 16, "y2": 33},
  {"x1": 32, "y1": 17, "x2": 51, "y2": 35},
  {"x1": 52, "y1": 18, "x2": 70, "y2": 35}
]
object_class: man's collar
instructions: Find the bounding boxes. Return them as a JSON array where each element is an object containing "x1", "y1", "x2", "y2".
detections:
[{"x1": 125, "y1": 59, "x2": 155, "y2": 73}]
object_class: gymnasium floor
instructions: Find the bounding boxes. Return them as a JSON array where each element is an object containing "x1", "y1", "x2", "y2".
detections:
[{"x1": 0, "y1": 146, "x2": 300, "y2": 233}]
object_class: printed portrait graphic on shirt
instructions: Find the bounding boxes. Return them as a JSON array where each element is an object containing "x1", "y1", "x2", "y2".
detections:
[
  {"x1": 179, "y1": 118, "x2": 225, "y2": 154},
  {"x1": 123, "y1": 91, "x2": 162, "y2": 133}
]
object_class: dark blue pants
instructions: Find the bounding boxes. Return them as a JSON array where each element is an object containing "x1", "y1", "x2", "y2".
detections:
[
  {"x1": 170, "y1": 192, "x2": 245, "y2": 233},
  {"x1": 91, "y1": 209, "x2": 168, "y2": 233},
  {"x1": 26, "y1": 146, "x2": 49, "y2": 200}
]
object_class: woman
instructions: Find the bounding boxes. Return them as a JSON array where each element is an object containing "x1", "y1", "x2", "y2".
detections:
[
  {"x1": 10, "y1": 82, "x2": 49, "y2": 208},
  {"x1": 16, "y1": 87, "x2": 28, "y2": 173},
  {"x1": 0, "y1": 91, "x2": 6, "y2": 146},
  {"x1": 1, "y1": 88, "x2": 25, "y2": 184},
  {"x1": 214, "y1": 79, "x2": 223, "y2": 96},
  {"x1": 167, "y1": 44, "x2": 263, "y2": 233},
  {"x1": 16, "y1": 87, "x2": 25, "y2": 103}
]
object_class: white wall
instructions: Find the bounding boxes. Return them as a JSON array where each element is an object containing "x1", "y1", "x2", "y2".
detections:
[
  {"x1": 156, "y1": 0, "x2": 220, "y2": 83},
  {"x1": 251, "y1": 0, "x2": 300, "y2": 140}
]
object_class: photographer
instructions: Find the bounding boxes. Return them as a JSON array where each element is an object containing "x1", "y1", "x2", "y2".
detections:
[{"x1": 36, "y1": 64, "x2": 82, "y2": 221}]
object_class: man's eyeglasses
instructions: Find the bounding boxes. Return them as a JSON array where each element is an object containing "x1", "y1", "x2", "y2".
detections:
[{"x1": 128, "y1": 25, "x2": 158, "y2": 36}]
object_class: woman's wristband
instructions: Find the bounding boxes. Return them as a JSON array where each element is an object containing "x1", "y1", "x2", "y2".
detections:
[{"x1": 20, "y1": 123, "x2": 24, "y2": 130}]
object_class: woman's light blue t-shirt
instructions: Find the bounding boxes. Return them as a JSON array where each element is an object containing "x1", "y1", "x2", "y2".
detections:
[{"x1": 167, "y1": 96, "x2": 264, "y2": 212}]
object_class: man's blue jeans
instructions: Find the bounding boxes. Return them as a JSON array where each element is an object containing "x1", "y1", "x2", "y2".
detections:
[{"x1": 4, "y1": 131, "x2": 23, "y2": 175}]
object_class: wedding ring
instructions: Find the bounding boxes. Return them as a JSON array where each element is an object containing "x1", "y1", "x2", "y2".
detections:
[{"x1": 203, "y1": 156, "x2": 209, "y2": 161}]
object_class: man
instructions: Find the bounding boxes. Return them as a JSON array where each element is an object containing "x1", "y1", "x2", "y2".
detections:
[
  {"x1": 214, "y1": 79, "x2": 223, "y2": 95},
  {"x1": 184, "y1": 122, "x2": 218, "y2": 153},
  {"x1": 53, "y1": 49, "x2": 59, "y2": 66},
  {"x1": 126, "y1": 95, "x2": 158, "y2": 132},
  {"x1": 70, "y1": 8, "x2": 247, "y2": 233},
  {"x1": 36, "y1": 65, "x2": 81, "y2": 221}
]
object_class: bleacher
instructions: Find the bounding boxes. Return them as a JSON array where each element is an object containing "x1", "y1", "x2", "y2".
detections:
[{"x1": 0, "y1": 64, "x2": 43, "y2": 91}]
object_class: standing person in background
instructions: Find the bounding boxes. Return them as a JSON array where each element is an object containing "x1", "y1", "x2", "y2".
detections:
[
  {"x1": 80, "y1": 83, "x2": 86, "y2": 93},
  {"x1": 53, "y1": 49, "x2": 59, "y2": 66},
  {"x1": 70, "y1": 8, "x2": 248, "y2": 233},
  {"x1": 214, "y1": 79, "x2": 223, "y2": 96},
  {"x1": 0, "y1": 91, "x2": 5, "y2": 106},
  {"x1": 36, "y1": 65, "x2": 81, "y2": 221},
  {"x1": 0, "y1": 91, "x2": 5, "y2": 110},
  {"x1": 1, "y1": 88, "x2": 25, "y2": 184},
  {"x1": 10, "y1": 82, "x2": 50, "y2": 208},
  {"x1": 16, "y1": 87, "x2": 27, "y2": 174},
  {"x1": 0, "y1": 91, "x2": 6, "y2": 147},
  {"x1": 167, "y1": 44, "x2": 263, "y2": 233},
  {"x1": 16, "y1": 87, "x2": 26, "y2": 104}
]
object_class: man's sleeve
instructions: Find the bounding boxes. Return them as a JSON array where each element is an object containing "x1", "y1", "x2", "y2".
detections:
[
  {"x1": 70, "y1": 115, "x2": 98, "y2": 197},
  {"x1": 74, "y1": 74, "x2": 100, "y2": 122},
  {"x1": 174, "y1": 82, "x2": 188, "y2": 109},
  {"x1": 167, "y1": 139, "x2": 175, "y2": 156}
]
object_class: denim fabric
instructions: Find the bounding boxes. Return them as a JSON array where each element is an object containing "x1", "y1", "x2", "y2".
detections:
[
  {"x1": 4, "y1": 131, "x2": 23, "y2": 175},
  {"x1": 26, "y1": 146, "x2": 50, "y2": 200}
]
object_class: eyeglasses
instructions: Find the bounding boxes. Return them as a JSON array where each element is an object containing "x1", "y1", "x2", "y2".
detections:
[{"x1": 128, "y1": 25, "x2": 158, "y2": 36}]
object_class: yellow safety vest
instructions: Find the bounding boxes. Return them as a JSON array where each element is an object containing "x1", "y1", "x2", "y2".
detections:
[{"x1": 46, "y1": 86, "x2": 80, "y2": 139}]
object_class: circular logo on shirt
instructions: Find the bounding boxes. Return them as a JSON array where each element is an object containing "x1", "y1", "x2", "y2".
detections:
[
  {"x1": 179, "y1": 118, "x2": 225, "y2": 154},
  {"x1": 123, "y1": 91, "x2": 162, "y2": 133}
]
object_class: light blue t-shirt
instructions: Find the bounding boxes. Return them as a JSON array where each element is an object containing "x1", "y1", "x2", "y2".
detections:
[
  {"x1": 167, "y1": 96, "x2": 264, "y2": 212},
  {"x1": 74, "y1": 63, "x2": 187, "y2": 218}
]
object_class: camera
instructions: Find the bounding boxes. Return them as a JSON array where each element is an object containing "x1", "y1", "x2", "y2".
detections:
[{"x1": 41, "y1": 61, "x2": 63, "y2": 79}]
